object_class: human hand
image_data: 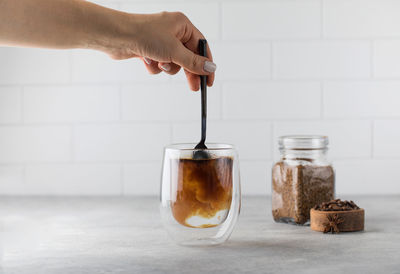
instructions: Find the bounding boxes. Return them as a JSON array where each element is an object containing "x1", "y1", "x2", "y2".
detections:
[{"x1": 104, "y1": 12, "x2": 216, "y2": 91}]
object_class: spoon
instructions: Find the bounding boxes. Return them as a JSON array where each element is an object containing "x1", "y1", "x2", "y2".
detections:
[{"x1": 193, "y1": 39, "x2": 210, "y2": 160}]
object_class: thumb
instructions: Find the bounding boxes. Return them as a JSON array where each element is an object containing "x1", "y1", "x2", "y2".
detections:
[{"x1": 172, "y1": 43, "x2": 217, "y2": 75}]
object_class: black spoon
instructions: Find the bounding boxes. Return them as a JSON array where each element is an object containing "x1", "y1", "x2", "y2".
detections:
[{"x1": 193, "y1": 39, "x2": 210, "y2": 160}]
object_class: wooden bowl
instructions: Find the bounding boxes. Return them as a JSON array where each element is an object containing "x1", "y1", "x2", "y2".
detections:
[{"x1": 310, "y1": 208, "x2": 365, "y2": 233}]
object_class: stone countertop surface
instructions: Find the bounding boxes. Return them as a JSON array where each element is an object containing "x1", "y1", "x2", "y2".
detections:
[{"x1": 0, "y1": 196, "x2": 399, "y2": 274}]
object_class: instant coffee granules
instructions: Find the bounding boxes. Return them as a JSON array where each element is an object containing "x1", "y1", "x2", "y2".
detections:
[
  {"x1": 272, "y1": 136, "x2": 335, "y2": 225},
  {"x1": 272, "y1": 162, "x2": 335, "y2": 224},
  {"x1": 171, "y1": 157, "x2": 233, "y2": 228}
]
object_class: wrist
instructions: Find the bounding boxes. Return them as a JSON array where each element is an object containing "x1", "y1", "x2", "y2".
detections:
[{"x1": 84, "y1": 7, "x2": 141, "y2": 56}]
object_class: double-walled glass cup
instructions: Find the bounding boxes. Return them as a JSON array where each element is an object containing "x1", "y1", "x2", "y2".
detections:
[{"x1": 160, "y1": 143, "x2": 241, "y2": 246}]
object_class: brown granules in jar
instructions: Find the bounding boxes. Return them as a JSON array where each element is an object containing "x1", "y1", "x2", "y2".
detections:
[
  {"x1": 272, "y1": 161, "x2": 335, "y2": 225},
  {"x1": 171, "y1": 157, "x2": 233, "y2": 228}
]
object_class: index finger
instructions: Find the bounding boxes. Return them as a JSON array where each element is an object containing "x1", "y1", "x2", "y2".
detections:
[{"x1": 182, "y1": 25, "x2": 215, "y2": 87}]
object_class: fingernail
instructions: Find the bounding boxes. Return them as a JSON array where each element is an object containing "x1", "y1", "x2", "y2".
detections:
[
  {"x1": 204, "y1": 61, "x2": 217, "y2": 73},
  {"x1": 143, "y1": 57, "x2": 152, "y2": 65},
  {"x1": 161, "y1": 63, "x2": 171, "y2": 72}
]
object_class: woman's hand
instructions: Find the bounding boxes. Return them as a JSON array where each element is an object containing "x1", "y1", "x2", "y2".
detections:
[
  {"x1": 0, "y1": 0, "x2": 215, "y2": 91},
  {"x1": 102, "y1": 12, "x2": 216, "y2": 91}
]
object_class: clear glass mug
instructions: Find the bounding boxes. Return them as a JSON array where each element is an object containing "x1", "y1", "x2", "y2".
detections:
[{"x1": 160, "y1": 143, "x2": 241, "y2": 246}]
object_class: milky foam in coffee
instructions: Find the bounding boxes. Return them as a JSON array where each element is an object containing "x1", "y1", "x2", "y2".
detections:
[{"x1": 170, "y1": 157, "x2": 233, "y2": 228}]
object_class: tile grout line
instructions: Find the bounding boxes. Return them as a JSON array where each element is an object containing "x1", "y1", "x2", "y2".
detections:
[
  {"x1": 370, "y1": 40, "x2": 375, "y2": 79},
  {"x1": 270, "y1": 42, "x2": 274, "y2": 80},
  {"x1": 270, "y1": 122, "x2": 275, "y2": 162},
  {"x1": 320, "y1": 81, "x2": 324, "y2": 118},
  {"x1": 320, "y1": 0, "x2": 324, "y2": 39},
  {"x1": 19, "y1": 86, "x2": 24, "y2": 124},
  {"x1": 371, "y1": 120, "x2": 374, "y2": 158},
  {"x1": 118, "y1": 84, "x2": 123, "y2": 121},
  {"x1": 70, "y1": 125, "x2": 75, "y2": 163},
  {"x1": 220, "y1": 84, "x2": 224, "y2": 120},
  {"x1": 218, "y1": 1, "x2": 223, "y2": 41}
]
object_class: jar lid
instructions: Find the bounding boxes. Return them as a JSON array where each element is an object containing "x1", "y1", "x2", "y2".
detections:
[{"x1": 279, "y1": 135, "x2": 329, "y2": 150}]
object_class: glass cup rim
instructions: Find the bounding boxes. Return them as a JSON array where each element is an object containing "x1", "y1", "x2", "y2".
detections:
[{"x1": 165, "y1": 143, "x2": 235, "y2": 151}]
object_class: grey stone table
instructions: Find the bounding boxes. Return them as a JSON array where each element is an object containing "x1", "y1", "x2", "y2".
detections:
[{"x1": 0, "y1": 196, "x2": 399, "y2": 274}]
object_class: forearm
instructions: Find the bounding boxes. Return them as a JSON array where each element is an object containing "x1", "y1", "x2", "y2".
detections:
[{"x1": 0, "y1": 0, "x2": 136, "y2": 51}]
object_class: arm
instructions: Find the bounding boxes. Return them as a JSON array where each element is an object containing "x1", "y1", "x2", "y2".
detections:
[{"x1": 0, "y1": 0, "x2": 215, "y2": 90}]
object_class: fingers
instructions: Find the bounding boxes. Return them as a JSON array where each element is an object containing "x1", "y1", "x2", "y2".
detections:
[
  {"x1": 158, "y1": 62, "x2": 181, "y2": 75},
  {"x1": 184, "y1": 69, "x2": 200, "y2": 91},
  {"x1": 172, "y1": 23, "x2": 216, "y2": 88},
  {"x1": 173, "y1": 43, "x2": 217, "y2": 76},
  {"x1": 141, "y1": 57, "x2": 162, "y2": 74}
]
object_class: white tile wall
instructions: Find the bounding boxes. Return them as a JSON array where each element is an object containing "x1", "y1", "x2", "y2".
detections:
[
  {"x1": 223, "y1": 82, "x2": 321, "y2": 119},
  {"x1": 121, "y1": 83, "x2": 221, "y2": 121},
  {"x1": 23, "y1": 86, "x2": 120, "y2": 123},
  {"x1": 1, "y1": 0, "x2": 400, "y2": 195},
  {"x1": 212, "y1": 42, "x2": 272, "y2": 80},
  {"x1": 273, "y1": 120, "x2": 372, "y2": 160},
  {"x1": 323, "y1": 0, "x2": 400, "y2": 38},
  {"x1": 123, "y1": 162, "x2": 162, "y2": 195},
  {"x1": 0, "y1": 48, "x2": 69, "y2": 84},
  {"x1": 222, "y1": 0, "x2": 321, "y2": 39},
  {"x1": 273, "y1": 41, "x2": 371, "y2": 79},
  {"x1": 373, "y1": 40, "x2": 400, "y2": 78},
  {"x1": 335, "y1": 160, "x2": 400, "y2": 194},
  {"x1": 25, "y1": 164, "x2": 121, "y2": 195},
  {"x1": 373, "y1": 120, "x2": 400, "y2": 158},
  {"x1": 0, "y1": 165, "x2": 25, "y2": 195},
  {"x1": 324, "y1": 82, "x2": 400, "y2": 118},
  {"x1": 0, "y1": 126, "x2": 71, "y2": 163},
  {"x1": 73, "y1": 124, "x2": 170, "y2": 162},
  {"x1": 0, "y1": 87, "x2": 21, "y2": 124},
  {"x1": 172, "y1": 121, "x2": 272, "y2": 160}
]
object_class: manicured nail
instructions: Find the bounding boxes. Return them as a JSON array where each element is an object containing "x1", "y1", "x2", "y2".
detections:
[
  {"x1": 161, "y1": 63, "x2": 171, "y2": 72},
  {"x1": 204, "y1": 61, "x2": 217, "y2": 73},
  {"x1": 143, "y1": 57, "x2": 152, "y2": 65}
]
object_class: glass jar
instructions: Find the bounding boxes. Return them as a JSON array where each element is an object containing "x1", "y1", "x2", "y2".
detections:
[
  {"x1": 272, "y1": 135, "x2": 335, "y2": 225},
  {"x1": 160, "y1": 143, "x2": 241, "y2": 246}
]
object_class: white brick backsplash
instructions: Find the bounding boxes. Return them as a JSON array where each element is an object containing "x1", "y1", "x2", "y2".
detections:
[
  {"x1": 222, "y1": 0, "x2": 320, "y2": 39},
  {"x1": 172, "y1": 121, "x2": 272, "y2": 160},
  {"x1": 74, "y1": 124, "x2": 170, "y2": 161},
  {"x1": 240, "y1": 161, "x2": 272, "y2": 196},
  {"x1": 223, "y1": 82, "x2": 321, "y2": 119},
  {"x1": 1, "y1": 0, "x2": 400, "y2": 195},
  {"x1": 23, "y1": 86, "x2": 120, "y2": 123},
  {"x1": 25, "y1": 164, "x2": 121, "y2": 195},
  {"x1": 334, "y1": 160, "x2": 400, "y2": 194},
  {"x1": 121, "y1": 84, "x2": 221, "y2": 121},
  {"x1": 0, "y1": 165, "x2": 25, "y2": 195},
  {"x1": 0, "y1": 126, "x2": 71, "y2": 163},
  {"x1": 273, "y1": 121, "x2": 372, "y2": 160},
  {"x1": 123, "y1": 162, "x2": 161, "y2": 195},
  {"x1": 120, "y1": 2, "x2": 219, "y2": 40},
  {"x1": 273, "y1": 41, "x2": 371, "y2": 79},
  {"x1": 0, "y1": 87, "x2": 21, "y2": 124},
  {"x1": 373, "y1": 40, "x2": 400, "y2": 78},
  {"x1": 71, "y1": 50, "x2": 169, "y2": 83},
  {"x1": 213, "y1": 42, "x2": 271, "y2": 80},
  {"x1": 324, "y1": 82, "x2": 400, "y2": 118},
  {"x1": 0, "y1": 48, "x2": 69, "y2": 84},
  {"x1": 324, "y1": 0, "x2": 400, "y2": 38},
  {"x1": 374, "y1": 120, "x2": 400, "y2": 157}
]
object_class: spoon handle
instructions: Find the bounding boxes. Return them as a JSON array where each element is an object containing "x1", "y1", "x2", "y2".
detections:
[{"x1": 199, "y1": 39, "x2": 207, "y2": 146}]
